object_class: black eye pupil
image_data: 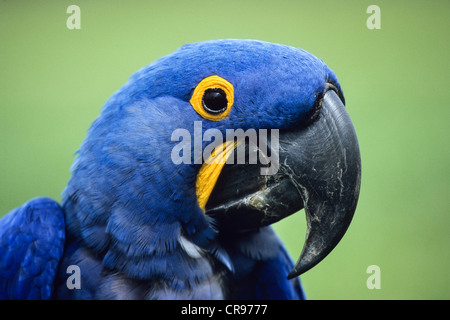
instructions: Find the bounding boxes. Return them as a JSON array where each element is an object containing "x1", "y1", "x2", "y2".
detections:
[{"x1": 202, "y1": 88, "x2": 228, "y2": 114}]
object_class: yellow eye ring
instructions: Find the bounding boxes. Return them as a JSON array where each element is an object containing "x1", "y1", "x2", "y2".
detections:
[{"x1": 190, "y1": 75, "x2": 234, "y2": 121}]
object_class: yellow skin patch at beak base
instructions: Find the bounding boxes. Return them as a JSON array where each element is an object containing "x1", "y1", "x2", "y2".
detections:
[{"x1": 196, "y1": 140, "x2": 238, "y2": 211}]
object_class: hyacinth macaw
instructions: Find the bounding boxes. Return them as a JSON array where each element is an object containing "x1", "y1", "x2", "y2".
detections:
[{"x1": 0, "y1": 39, "x2": 361, "y2": 299}]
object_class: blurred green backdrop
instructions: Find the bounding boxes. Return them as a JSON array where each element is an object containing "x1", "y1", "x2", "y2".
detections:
[{"x1": 0, "y1": 0, "x2": 448, "y2": 299}]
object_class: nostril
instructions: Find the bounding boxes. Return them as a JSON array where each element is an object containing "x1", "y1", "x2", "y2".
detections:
[{"x1": 325, "y1": 81, "x2": 345, "y2": 106}]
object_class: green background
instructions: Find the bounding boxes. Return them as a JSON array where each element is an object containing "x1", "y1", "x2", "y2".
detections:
[{"x1": 0, "y1": 0, "x2": 448, "y2": 299}]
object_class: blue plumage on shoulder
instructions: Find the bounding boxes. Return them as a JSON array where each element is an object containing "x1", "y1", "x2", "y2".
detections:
[{"x1": 0, "y1": 197, "x2": 65, "y2": 299}]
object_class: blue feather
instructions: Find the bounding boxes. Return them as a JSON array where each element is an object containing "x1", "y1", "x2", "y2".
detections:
[{"x1": 0, "y1": 198, "x2": 65, "y2": 299}]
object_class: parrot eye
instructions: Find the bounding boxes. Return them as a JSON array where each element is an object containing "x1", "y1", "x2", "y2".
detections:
[
  {"x1": 202, "y1": 88, "x2": 228, "y2": 114},
  {"x1": 190, "y1": 75, "x2": 234, "y2": 121}
]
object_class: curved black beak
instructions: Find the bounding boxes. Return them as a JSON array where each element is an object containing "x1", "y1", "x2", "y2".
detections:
[{"x1": 206, "y1": 89, "x2": 361, "y2": 278}]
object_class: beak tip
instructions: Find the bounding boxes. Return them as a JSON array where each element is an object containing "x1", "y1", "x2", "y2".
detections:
[
  {"x1": 286, "y1": 252, "x2": 318, "y2": 279},
  {"x1": 287, "y1": 267, "x2": 302, "y2": 280}
]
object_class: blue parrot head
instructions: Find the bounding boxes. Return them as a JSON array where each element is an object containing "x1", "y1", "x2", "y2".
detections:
[{"x1": 62, "y1": 39, "x2": 360, "y2": 278}]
